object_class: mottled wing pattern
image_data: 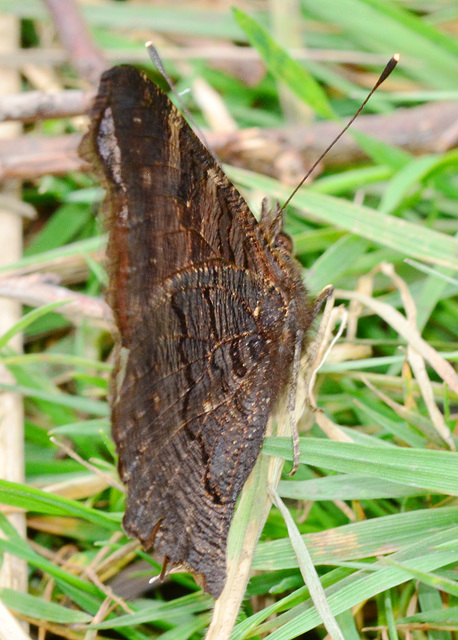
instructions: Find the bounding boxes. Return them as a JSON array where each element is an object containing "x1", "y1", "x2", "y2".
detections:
[{"x1": 79, "y1": 66, "x2": 310, "y2": 597}]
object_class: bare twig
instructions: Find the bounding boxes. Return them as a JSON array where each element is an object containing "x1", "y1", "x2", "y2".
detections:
[
  {"x1": 0, "y1": 274, "x2": 113, "y2": 329},
  {"x1": 44, "y1": 0, "x2": 106, "y2": 84},
  {"x1": 0, "y1": 236, "x2": 106, "y2": 287},
  {"x1": 0, "y1": 101, "x2": 456, "y2": 182},
  {"x1": 215, "y1": 101, "x2": 458, "y2": 182},
  {"x1": 49, "y1": 437, "x2": 123, "y2": 492},
  {"x1": 0, "y1": 89, "x2": 95, "y2": 123},
  {"x1": 0, "y1": 194, "x2": 35, "y2": 219},
  {"x1": 0, "y1": 46, "x2": 398, "y2": 70},
  {"x1": 0, "y1": 133, "x2": 86, "y2": 180}
]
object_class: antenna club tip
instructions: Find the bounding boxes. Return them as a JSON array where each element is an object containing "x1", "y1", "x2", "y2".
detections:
[
  {"x1": 393, "y1": 53, "x2": 401, "y2": 62},
  {"x1": 145, "y1": 41, "x2": 153, "y2": 48}
]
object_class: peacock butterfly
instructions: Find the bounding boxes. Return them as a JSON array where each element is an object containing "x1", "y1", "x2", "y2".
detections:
[{"x1": 79, "y1": 65, "x2": 317, "y2": 597}]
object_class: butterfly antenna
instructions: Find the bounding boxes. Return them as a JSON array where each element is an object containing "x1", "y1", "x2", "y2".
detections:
[
  {"x1": 146, "y1": 42, "x2": 221, "y2": 166},
  {"x1": 279, "y1": 53, "x2": 400, "y2": 215}
]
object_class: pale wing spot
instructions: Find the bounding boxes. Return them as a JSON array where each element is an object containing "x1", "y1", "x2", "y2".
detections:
[
  {"x1": 114, "y1": 347, "x2": 130, "y2": 403},
  {"x1": 206, "y1": 166, "x2": 228, "y2": 188},
  {"x1": 119, "y1": 204, "x2": 128, "y2": 221},
  {"x1": 142, "y1": 167, "x2": 153, "y2": 188},
  {"x1": 168, "y1": 111, "x2": 183, "y2": 170},
  {"x1": 98, "y1": 107, "x2": 124, "y2": 189}
]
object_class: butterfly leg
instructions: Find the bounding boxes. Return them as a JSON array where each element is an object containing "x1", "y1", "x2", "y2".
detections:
[
  {"x1": 311, "y1": 284, "x2": 334, "y2": 322},
  {"x1": 159, "y1": 556, "x2": 169, "y2": 582},
  {"x1": 260, "y1": 199, "x2": 286, "y2": 243},
  {"x1": 287, "y1": 328, "x2": 304, "y2": 477},
  {"x1": 287, "y1": 285, "x2": 333, "y2": 476}
]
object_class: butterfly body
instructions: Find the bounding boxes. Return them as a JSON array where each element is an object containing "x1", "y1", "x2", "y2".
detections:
[{"x1": 80, "y1": 65, "x2": 314, "y2": 597}]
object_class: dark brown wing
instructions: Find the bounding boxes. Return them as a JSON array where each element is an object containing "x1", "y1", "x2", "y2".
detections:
[
  {"x1": 79, "y1": 66, "x2": 311, "y2": 598},
  {"x1": 80, "y1": 66, "x2": 277, "y2": 341}
]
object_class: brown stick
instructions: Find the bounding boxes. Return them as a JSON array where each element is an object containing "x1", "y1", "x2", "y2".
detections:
[
  {"x1": 213, "y1": 102, "x2": 458, "y2": 183},
  {"x1": 0, "y1": 46, "x2": 395, "y2": 71},
  {"x1": 43, "y1": 0, "x2": 106, "y2": 84},
  {"x1": 1, "y1": 242, "x2": 105, "y2": 286},
  {"x1": 0, "y1": 101, "x2": 456, "y2": 182},
  {"x1": 0, "y1": 133, "x2": 86, "y2": 181},
  {"x1": 0, "y1": 274, "x2": 113, "y2": 330},
  {"x1": 0, "y1": 89, "x2": 95, "y2": 123}
]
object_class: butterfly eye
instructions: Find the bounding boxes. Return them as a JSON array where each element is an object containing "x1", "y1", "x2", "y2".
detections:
[{"x1": 274, "y1": 231, "x2": 293, "y2": 255}]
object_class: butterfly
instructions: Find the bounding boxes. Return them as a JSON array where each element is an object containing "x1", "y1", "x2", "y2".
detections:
[{"x1": 79, "y1": 65, "x2": 317, "y2": 598}]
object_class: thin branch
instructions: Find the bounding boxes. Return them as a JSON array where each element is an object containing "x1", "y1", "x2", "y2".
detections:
[
  {"x1": 0, "y1": 101, "x2": 456, "y2": 182},
  {"x1": 0, "y1": 133, "x2": 86, "y2": 180},
  {"x1": 0, "y1": 89, "x2": 95, "y2": 123},
  {"x1": 43, "y1": 0, "x2": 106, "y2": 84},
  {"x1": 0, "y1": 46, "x2": 395, "y2": 70},
  {"x1": 0, "y1": 274, "x2": 113, "y2": 330}
]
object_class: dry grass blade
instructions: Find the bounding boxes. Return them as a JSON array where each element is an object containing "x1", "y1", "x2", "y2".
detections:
[
  {"x1": 0, "y1": 601, "x2": 32, "y2": 640},
  {"x1": 335, "y1": 287, "x2": 458, "y2": 395},
  {"x1": 269, "y1": 487, "x2": 345, "y2": 640}
]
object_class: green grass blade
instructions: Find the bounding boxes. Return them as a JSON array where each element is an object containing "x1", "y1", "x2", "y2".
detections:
[
  {"x1": 0, "y1": 479, "x2": 120, "y2": 528},
  {"x1": 0, "y1": 537, "x2": 102, "y2": 597},
  {"x1": 278, "y1": 474, "x2": 425, "y2": 501},
  {"x1": 228, "y1": 167, "x2": 458, "y2": 272},
  {"x1": 0, "y1": 588, "x2": 91, "y2": 624},
  {"x1": 271, "y1": 488, "x2": 345, "y2": 640},
  {"x1": 0, "y1": 235, "x2": 106, "y2": 275},
  {"x1": 91, "y1": 593, "x2": 211, "y2": 629},
  {"x1": 398, "y1": 607, "x2": 458, "y2": 627},
  {"x1": 302, "y1": 0, "x2": 458, "y2": 88},
  {"x1": 252, "y1": 528, "x2": 458, "y2": 639},
  {"x1": 253, "y1": 507, "x2": 458, "y2": 569},
  {"x1": 307, "y1": 234, "x2": 370, "y2": 293},
  {"x1": 0, "y1": 382, "x2": 108, "y2": 416},
  {"x1": 263, "y1": 438, "x2": 458, "y2": 495},
  {"x1": 381, "y1": 557, "x2": 458, "y2": 597},
  {"x1": 379, "y1": 154, "x2": 448, "y2": 214},
  {"x1": 233, "y1": 8, "x2": 334, "y2": 119},
  {"x1": 0, "y1": 301, "x2": 72, "y2": 350}
]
